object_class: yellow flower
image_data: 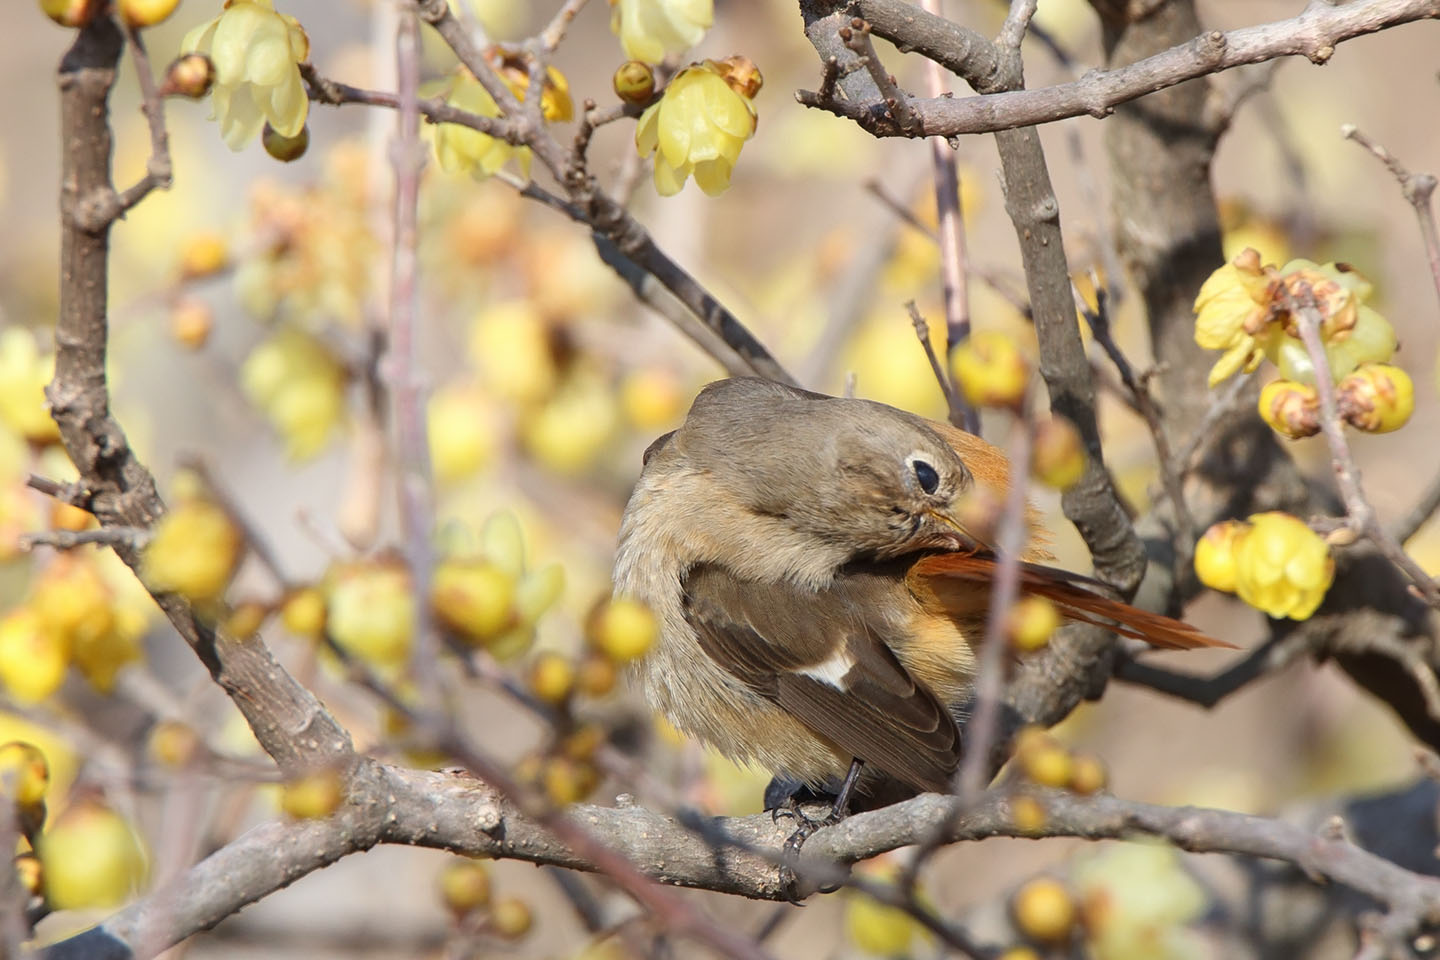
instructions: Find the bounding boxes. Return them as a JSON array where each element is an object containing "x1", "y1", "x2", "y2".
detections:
[
  {"x1": 0, "y1": 327, "x2": 60, "y2": 444},
  {"x1": 1232, "y1": 512, "x2": 1333, "y2": 620},
  {"x1": 1192, "y1": 248, "x2": 1275, "y2": 387},
  {"x1": 1193, "y1": 519, "x2": 1247, "y2": 594},
  {"x1": 141, "y1": 499, "x2": 244, "y2": 604},
  {"x1": 240, "y1": 327, "x2": 347, "y2": 459},
  {"x1": 610, "y1": 0, "x2": 712, "y2": 64},
  {"x1": 182, "y1": 0, "x2": 309, "y2": 151},
  {"x1": 1257, "y1": 378, "x2": 1319, "y2": 440},
  {"x1": 434, "y1": 70, "x2": 526, "y2": 179},
  {"x1": 1338, "y1": 362, "x2": 1414, "y2": 433},
  {"x1": 635, "y1": 60, "x2": 760, "y2": 196},
  {"x1": 492, "y1": 56, "x2": 573, "y2": 123}
]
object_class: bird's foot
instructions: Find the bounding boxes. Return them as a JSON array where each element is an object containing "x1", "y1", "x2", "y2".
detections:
[{"x1": 777, "y1": 805, "x2": 847, "y2": 900}]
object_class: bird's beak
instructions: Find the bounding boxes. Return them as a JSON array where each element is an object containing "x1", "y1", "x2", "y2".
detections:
[{"x1": 924, "y1": 506, "x2": 990, "y2": 554}]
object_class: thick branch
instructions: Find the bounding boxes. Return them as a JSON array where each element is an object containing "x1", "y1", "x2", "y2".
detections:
[{"x1": 44, "y1": 769, "x2": 1440, "y2": 958}]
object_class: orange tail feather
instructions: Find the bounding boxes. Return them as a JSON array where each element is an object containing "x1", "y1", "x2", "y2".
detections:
[{"x1": 909, "y1": 553, "x2": 1235, "y2": 651}]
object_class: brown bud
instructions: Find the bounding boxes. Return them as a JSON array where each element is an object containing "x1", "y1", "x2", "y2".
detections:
[{"x1": 162, "y1": 53, "x2": 215, "y2": 99}]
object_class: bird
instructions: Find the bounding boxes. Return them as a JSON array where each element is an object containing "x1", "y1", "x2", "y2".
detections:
[{"x1": 613, "y1": 377, "x2": 1229, "y2": 814}]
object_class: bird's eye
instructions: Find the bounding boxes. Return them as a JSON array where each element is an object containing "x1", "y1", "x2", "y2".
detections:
[{"x1": 912, "y1": 459, "x2": 940, "y2": 494}]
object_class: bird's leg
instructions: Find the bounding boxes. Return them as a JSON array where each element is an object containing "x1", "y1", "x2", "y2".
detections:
[{"x1": 778, "y1": 759, "x2": 864, "y2": 899}]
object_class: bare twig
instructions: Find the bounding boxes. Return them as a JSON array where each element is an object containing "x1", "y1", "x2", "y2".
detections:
[
  {"x1": 1115, "y1": 633, "x2": 1309, "y2": 708},
  {"x1": 919, "y1": 0, "x2": 979, "y2": 434},
  {"x1": 996, "y1": 0, "x2": 1039, "y2": 52},
  {"x1": 797, "y1": 0, "x2": 1440, "y2": 138},
  {"x1": 1342, "y1": 123, "x2": 1440, "y2": 315},
  {"x1": 1282, "y1": 282, "x2": 1440, "y2": 607},
  {"x1": 20, "y1": 526, "x2": 150, "y2": 552},
  {"x1": 387, "y1": 6, "x2": 441, "y2": 693},
  {"x1": 905, "y1": 302, "x2": 963, "y2": 426},
  {"x1": 108, "y1": 25, "x2": 173, "y2": 220},
  {"x1": 838, "y1": 17, "x2": 922, "y2": 136},
  {"x1": 538, "y1": 0, "x2": 591, "y2": 54}
]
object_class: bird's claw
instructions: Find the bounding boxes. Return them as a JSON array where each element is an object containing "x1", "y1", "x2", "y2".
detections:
[{"x1": 778, "y1": 806, "x2": 845, "y2": 900}]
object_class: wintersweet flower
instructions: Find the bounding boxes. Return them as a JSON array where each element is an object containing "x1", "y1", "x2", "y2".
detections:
[
  {"x1": 433, "y1": 60, "x2": 572, "y2": 181},
  {"x1": 182, "y1": 0, "x2": 309, "y2": 150},
  {"x1": 1232, "y1": 512, "x2": 1333, "y2": 620},
  {"x1": 1192, "y1": 248, "x2": 1276, "y2": 387},
  {"x1": 635, "y1": 58, "x2": 761, "y2": 196},
  {"x1": 610, "y1": 0, "x2": 712, "y2": 65}
]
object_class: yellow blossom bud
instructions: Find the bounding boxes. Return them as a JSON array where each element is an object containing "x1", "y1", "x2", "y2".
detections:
[
  {"x1": 613, "y1": 60, "x2": 656, "y2": 104},
  {"x1": 521, "y1": 377, "x2": 620, "y2": 475},
  {"x1": 438, "y1": 858, "x2": 490, "y2": 917},
  {"x1": 279, "y1": 768, "x2": 345, "y2": 819},
  {"x1": 262, "y1": 123, "x2": 309, "y2": 163},
  {"x1": 576, "y1": 653, "x2": 618, "y2": 697},
  {"x1": 951, "y1": 331, "x2": 1029, "y2": 408},
  {"x1": 118, "y1": 0, "x2": 179, "y2": 28},
  {"x1": 1010, "y1": 793, "x2": 1047, "y2": 834},
  {"x1": 1258, "y1": 378, "x2": 1320, "y2": 439},
  {"x1": 0, "y1": 608, "x2": 68, "y2": 704},
  {"x1": 163, "y1": 53, "x2": 215, "y2": 99},
  {"x1": 1020, "y1": 743, "x2": 1073, "y2": 789},
  {"x1": 147, "y1": 720, "x2": 201, "y2": 769},
  {"x1": 543, "y1": 756, "x2": 599, "y2": 805},
  {"x1": 1338, "y1": 363, "x2": 1414, "y2": 433},
  {"x1": 38, "y1": 801, "x2": 147, "y2": 909},
  {"x1": 999, "y1": 950, "x2": 1042, "y2": 960},
  {"x1": 1007, "y1": 596, "x2": 1059, "y2": 652},
  {"x1": 169, "y1": 298, "x2": 214, "y2": 351},
  {"x1": 610, "y1": 0, "x2": 712, "y2": 64},
  {"x1": 635, "y1": 59, "x2": 757, "y2": 196},
  {"x1": 49, "y1": 500, "x2": 94, "y2": 533},
  {"x1": 240, "y1": 328, "x2": 346, "y2": 460},
  {"x1": 178, "y1": 231, "x2": 229, "y2": 279},
  {"x1": 1194, "y1": 519, "x2": 1248, "y2": 594},
  {"x1": 468, "y1": 301, "x2": 556, "y2": 404},
  {"x1": 0, "y1": 328, "x2": 60, "y2": 445},
  {"x1": 1232, "y1": 511, "x2": 1333, "y2": 620},
  {"x1": 561, "y1": 724, "x2": 605, "y2": 762},
  {"x1": 845, "y1": 891, "x2": 917, "y2": 957},
  {"x1": 489, "y1": 896, "x2": 534, "y2": 939},
  {"x1": 1010, "y1": 877, "x2": 1077, "y2": 945},
  {"x1": 325, "y1": 560, "x2": 415, "y2": 667},
  {"x1": 141, "y1": 499, "x2": 243, "y2": 604},
  {"x1": 223, "y1": 601, "x2": 269, "y2": 639},
  {"x1": 182, "y1": 0, "x2": 310, "y2": 150},
  {"x1": 528, "y1": 652, "x2": 575, "y2": 705},
  {"x1": 434, "y1": 69, "x2": 530, "y2": 180},
  {"x1": 1031, "y1": 417, "x2": 1086, "y2": 490},
  {"x1": 40, "y1": 0, "x2": 92, "y2": 27},
  {"x1": 431, "y1": 559, "x2": 516, "y2": 647},
  {"x1": 280, "y1": 586, "x2": 326, "y2": 639},
  {"x1": 1068, "y1": 753, "x2": 1107, "y2": 795},
  {"x1": 427, "y1": 384, "x2": 499, "y2": 485},
  {"x1": 620, "y1": 368, "x2": 685, "y2": 429},
  {"x1": 587, "y1": 598, "x2": 658, "y2": 663},
  {"x1": 491, "y1": 53, "x2": 573, "y2": 123}
]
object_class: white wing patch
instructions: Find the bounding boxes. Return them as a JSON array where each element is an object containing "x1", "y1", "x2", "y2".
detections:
[{"x1": 799, "y1": 648, "x2": 855, "y2": 690}]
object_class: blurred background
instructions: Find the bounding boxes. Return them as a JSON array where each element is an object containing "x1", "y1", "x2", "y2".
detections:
[{"x1": 3, "y1": 0, "x2": 1440, "y2": 956}]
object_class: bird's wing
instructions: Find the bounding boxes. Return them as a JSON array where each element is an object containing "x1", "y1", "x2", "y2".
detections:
[
  {"x1": 908, "y1": 552, "x2": 1236, "y2": 650},
  {"x1": 682, "y1": 564, "x2": 962, "y2": 793}
]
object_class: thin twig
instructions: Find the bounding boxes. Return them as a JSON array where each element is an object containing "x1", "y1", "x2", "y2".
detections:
[
  {"x1": 1074, "y1": 280, "x2": 1196, "y2": 565},
  {"x1": 388, "y1": 6, "x2": 441, "y2": 697},
  {"x1": 919, "y1": 0, "x2": 978, "y2": 434},
  {"x1": 538, "y1": 0, "x2": 591, "y2": 53},
  {"x1": 1282, "y1": 282, "x2": 1440, "y2": 608},
  {"x1": 839, "y1": 17, "x2": 922, "y2": 136},
  {"x1": 1342, "y1": 123, "x2": 1440, "y2": 315},
  {"x1": 178, "y1": 455, "x2": 291, "y2": 589},
  {"x1": 1176, "y1": 370, "x2": 1258, "y2": 474},
  {"x1": 996, "y1": 0, "x2": 1039, "y2": 52},
  {"x1": 906, "y1": 302, "x2": 963, "y2": 425},
  {"x1": 20, "y1": 526, "x2": 150, "y2": 552},
  {"x1": 1114, "y1": 633, "x2": 1308, "y2": 708},
  {"x1": 108, "y1": 25, "x2": 173, "y2": 220}
]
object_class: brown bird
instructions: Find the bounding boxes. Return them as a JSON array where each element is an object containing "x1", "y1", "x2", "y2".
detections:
[{"x1": 614, "y1": 377, "x2": 1227, "y2": 810}]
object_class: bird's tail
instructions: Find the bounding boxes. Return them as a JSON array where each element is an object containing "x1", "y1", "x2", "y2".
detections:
[{"x1": 909, "y1": 553, "x2": 1235, "y2": 650}]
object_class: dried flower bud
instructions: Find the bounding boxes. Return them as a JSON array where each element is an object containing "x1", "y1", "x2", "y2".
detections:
[
  {"x1": 163, "y1": 53, "x2": 215, "y2": 99},
  {"x1": 1257, "y1": 378, "x2": 1320, "y2": 439},
  {"x1": 613, "y1": 60, "x2": 656, "y2": 104},
  {"x1": 262, "y1": 123, "x2": 310, "y2": 163},
  {"x1": 1337, "y1": 362, "x2": 1414, "y2": 433},
  {"x1": 714, "y1": 55, "x2": 763, "y2": 99}
]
